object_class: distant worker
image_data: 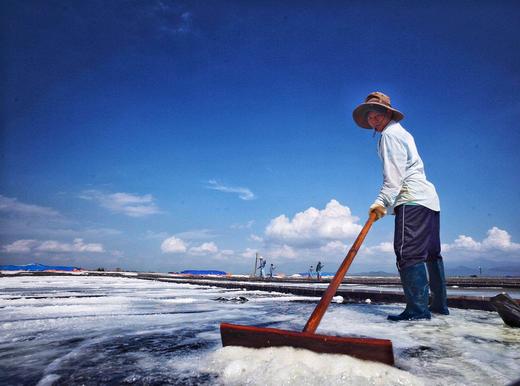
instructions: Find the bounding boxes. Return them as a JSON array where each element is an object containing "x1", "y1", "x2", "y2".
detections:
[
  {"x1": 269, "y1": 263, "x2": 275, "y2": 278},
  {"x1": 352, "y1": 91, "x2": 449, "y2": 321},
  {"x1": 257, "y1": 258, "x2": 267, "y2": 278},
  {"x1": 308, "y1": 265, "x2": 314, "y2": 279},
  {"x1": 316, "y1": 261, "x2": 324, "y2": 280}
]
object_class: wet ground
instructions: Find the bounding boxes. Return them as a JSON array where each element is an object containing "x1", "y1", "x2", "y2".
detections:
[{"x1": 1, "y1": 276, "x2": 519, "y2": 385}]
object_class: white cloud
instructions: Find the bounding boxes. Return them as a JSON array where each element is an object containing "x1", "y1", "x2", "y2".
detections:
[
  {"x1": 241, "y1": 248, "x2": 257, "y2": 259},
  {"x1": 80, "y1": 190, "x2": 161, "y2": 217},
  {"x1": 482, "y1": 227, "x2": 520, "y2": 251},
  {"x1": 266, "y1": 244, "x2": 297, "y2": 259},
  {"x1": 0, "y1": 195, "x2": 122, "y2": 240},
  {"x1": 249, "y1": 200, "x2": 364, "y2": 265},
  {"x1": 161, "y1": 234, "x2": 222, "y2": 257},
  {"x1": 206, "y1": 180, "x2": 256, "y2": 201},
  {"x1": 443, "y1": 235, "x2": 480, "y2": 252},
  {"x1": 0, "y1": 195, "x2": 61, "y2": 217},
  {"x1": 189, "y1": 242, "x2": 219, "y2": 255},
  {"x1": 36, "y1": 238, "x2": 104, "y2": 253},
  {"x1": 320, "y1": 240, "x2": 348, "y2": 254},
  {"x1": 2, "y1": 238, "x2": 104, "y2": 254},
  {"x1": 231, "y1": 220, "x2": 255, "y2": 229},
  {"x1": 1, "y1": 239, "x2": 39, "y2": 253},
  {"x1": 214, "y1": 249, "x2": 235, "y2": 260},
  {"x1": 265, "y1": 200, "x2": 361, "y2": 247},
  {"x1": 160, "y1": 235, "x2": 227, "y2": 258},
  {"x1": 443, "y1": 227, "x2": 520, "y2": 253},
  {"x1": 249, "y1": 234, "x2": 263, "y2": 242},
  {"x1": 161, "y1": 236, "x2": 188, "y2": 253},
  {"x1": 364, "y1": 242, "x2": 394, "y2": 255},
  {"x1": 358, "y1": 227, "x2": 520, "y2": 266}
]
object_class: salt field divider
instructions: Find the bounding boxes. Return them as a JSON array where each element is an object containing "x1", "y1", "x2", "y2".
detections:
[
  {"x1": 2, "y1": 271, "x2": 519, "y2": 312},
  {"x1": 134, "y1": 274, "x2": 519, "y2": 312}
]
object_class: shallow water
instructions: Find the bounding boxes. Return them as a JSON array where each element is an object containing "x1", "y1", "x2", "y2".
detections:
[{"x1": 1, "y1": 276, "x2": 519, "y2": 385}]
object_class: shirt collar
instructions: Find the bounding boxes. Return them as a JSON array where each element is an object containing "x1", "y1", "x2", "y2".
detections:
[{"x1": 381, "y1": 120, "x2": 398, "y2": 133}]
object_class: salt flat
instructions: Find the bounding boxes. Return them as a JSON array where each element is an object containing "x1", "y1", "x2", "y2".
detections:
[{"x1": 1, "y1": 276, "x2": 519, "y2": 385}]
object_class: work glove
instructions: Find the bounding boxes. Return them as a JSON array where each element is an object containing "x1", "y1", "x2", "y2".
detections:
[{"x1": 369, "y1": 204, "x2": 387, "y2": 220}]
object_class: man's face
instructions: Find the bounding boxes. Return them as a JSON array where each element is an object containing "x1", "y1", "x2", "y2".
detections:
[{"x1": 366, "y1": 109, "x2": 392, "y2": 132}]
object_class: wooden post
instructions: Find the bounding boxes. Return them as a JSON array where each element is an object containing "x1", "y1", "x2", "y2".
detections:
[{"x1": 252, "y1": 252, "x2": 259, "y2": 277}]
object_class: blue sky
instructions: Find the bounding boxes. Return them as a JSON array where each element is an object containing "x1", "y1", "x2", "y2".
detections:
[{"x1": 1, "y1": 1, "x2": 520, "y2": 275}]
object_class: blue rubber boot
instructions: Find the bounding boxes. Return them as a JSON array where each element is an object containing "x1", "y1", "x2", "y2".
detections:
[
  {"x1": 427, "y1": 259, "x2": 449, "y2": 315},
  {"x1": 388, "y1": 263, "x2": 431, "y2": 321}
]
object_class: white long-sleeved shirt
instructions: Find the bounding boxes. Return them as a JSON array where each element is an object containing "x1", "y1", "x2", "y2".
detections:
[{"x1": 373, "y1": 121, "x2": 440, "y2": 212}]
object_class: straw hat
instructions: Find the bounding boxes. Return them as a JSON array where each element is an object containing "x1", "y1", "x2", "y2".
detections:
[{"x1": 352, "y1": 92, "x2": 404, "y2": 129}]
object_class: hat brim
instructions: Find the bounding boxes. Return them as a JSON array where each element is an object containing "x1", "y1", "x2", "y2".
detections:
[{"x1": 352, "y1": 102, "x2": 404, "y2": 129}]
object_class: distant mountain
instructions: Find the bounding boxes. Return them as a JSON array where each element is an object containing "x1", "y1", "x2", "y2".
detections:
[
  {"x1": 487, "y1": 265, "x2": 520, "y2": 276},
  {"x1": 446, "y1": 265, "x2": 479, "y2": 277},
  {"x1": 349, "y1": 271, "x2": 397, "y2": 277},
  {"x1": 290, "y1": 262, "x2": 520, "y2": 279},
  {"x1": 295, "y1": 271, "x2": 398, "y2": 277},
  {"x1": 351, "y1": 264, "x2": 520, "y2": 278},
  {"x1": 446, "y1": 264, "x2": 520, "y2": 277}
]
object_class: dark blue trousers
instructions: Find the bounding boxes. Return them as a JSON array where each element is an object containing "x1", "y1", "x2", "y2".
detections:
[{"x1": 394, "y1": 204, "x2": 442, "y2": 271}]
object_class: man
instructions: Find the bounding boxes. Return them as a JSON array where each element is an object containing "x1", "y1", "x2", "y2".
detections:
[
  {"x1": 257, "y1": 258, "x2": 266, "y2": 279},
  {"x1": 316, "y1": 261, "x2": 324, "y2": 280},
  {"x1": 352, "y1": 91, "x2": 449, "y2": 321},
  {"x1": 269, "y1": 263, "x2": 275, "y2": 278}
]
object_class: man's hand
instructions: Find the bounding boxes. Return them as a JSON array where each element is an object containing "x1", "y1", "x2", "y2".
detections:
[{"x1": 369, "y1": 204, "x2": 387, "y2": 220}]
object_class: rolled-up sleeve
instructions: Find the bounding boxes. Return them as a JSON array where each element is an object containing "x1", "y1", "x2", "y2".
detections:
[{"x1": 373, "y1": 134, "x2": 407, "y2": 208}]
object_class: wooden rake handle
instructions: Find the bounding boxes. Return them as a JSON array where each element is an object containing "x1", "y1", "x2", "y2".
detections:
[{"x1": 303, "y1": 212, "x2": 377, "y2": 334}]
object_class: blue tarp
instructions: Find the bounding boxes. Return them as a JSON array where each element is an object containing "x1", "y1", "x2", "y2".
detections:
[
  {"x1": 179, "y1": 270, "x2": 227, "y2": 275},
  {"x1": 0, "y1": 263, "x2": 80, "y2": 272}
]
